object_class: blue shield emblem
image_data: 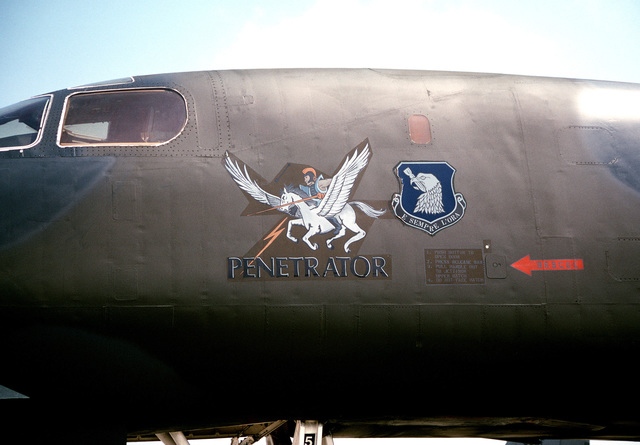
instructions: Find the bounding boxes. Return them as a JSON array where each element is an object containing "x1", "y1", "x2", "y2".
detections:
[{"x1": 391, "y1": 161, "x2": 466, "y2": 235}]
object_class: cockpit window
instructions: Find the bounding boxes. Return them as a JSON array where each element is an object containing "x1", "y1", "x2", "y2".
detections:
[
  {"x1": 60, "y1": 89, "x2": 187, "y2": 146},
  {"x1": 0, "y1": 96, "x2": 51, "y2": 151}
]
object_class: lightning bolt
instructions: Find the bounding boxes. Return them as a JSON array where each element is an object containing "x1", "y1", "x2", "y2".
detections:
[{"x1": 250, "y1": 217, "x2": 288, "y2": 266}]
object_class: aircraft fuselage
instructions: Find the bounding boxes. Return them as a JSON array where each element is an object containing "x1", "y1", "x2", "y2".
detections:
[{"x1": 1, "y1": 69, "x2": 639, "y2": 442}]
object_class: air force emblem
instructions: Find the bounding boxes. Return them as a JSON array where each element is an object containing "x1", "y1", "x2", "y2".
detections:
[{"x1": 391, "y1": 161, "x2": 466, "y2": 235}]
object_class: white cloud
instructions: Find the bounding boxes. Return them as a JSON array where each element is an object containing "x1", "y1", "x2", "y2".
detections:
[{"x1": 210, "y1": 0, "x2": 569, "y2": 78}]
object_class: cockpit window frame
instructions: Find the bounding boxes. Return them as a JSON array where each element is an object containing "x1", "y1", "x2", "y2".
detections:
[
  {"x1": 0, "y1": 94, "x2": 53, "y2": 153},
  {"x1": 67, "y1": 77, "x2": 135, "y2": 90},
  {"x1": 57, "y1": 87, "x2": 188, "y2": 148}
]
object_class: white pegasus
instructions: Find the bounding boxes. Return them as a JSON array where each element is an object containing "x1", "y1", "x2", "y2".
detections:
[{"x1": 224, "y1": 144, "x2": 386, "y2": 253}]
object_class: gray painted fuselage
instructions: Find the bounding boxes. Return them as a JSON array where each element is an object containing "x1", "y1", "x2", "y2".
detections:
[{"x1": 1, "y1": 69, "x2": 639, "y2": 442}]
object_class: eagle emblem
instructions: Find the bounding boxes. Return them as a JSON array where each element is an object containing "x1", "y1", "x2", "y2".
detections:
[{"x1": 391, "y1": 161, "x2": 466, "y2": 235}]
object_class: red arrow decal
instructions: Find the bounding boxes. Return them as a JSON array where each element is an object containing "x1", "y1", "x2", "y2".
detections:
[{"x1": 511, "y1": 255, "x2": 584, "y2": 276}]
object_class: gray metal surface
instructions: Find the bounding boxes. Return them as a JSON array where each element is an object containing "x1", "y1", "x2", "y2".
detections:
[{"x1": 0, "y1": 69, "x2": 639, "y2": 443}]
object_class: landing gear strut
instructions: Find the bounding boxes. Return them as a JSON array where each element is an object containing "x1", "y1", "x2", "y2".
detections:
[{"x1": 292, "y1": 421, "x2": 333, "y2": 445}]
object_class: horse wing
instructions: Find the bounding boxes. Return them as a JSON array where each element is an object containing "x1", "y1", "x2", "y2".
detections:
[
  {"x1": 224, "y1": 154, "x2": 283, "y2": 210},
  {"x1": 315, "y1": 143, "x2": 370, "y2": 218}
]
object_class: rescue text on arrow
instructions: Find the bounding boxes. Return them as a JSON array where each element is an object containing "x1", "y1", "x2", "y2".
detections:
[{"x1": 511, "y1": 255, "x2": 584, "y2": 276}]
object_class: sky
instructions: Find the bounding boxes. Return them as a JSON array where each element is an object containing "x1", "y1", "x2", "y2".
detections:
[
  {"x1": 1, "y1": 0, "x2": 639, "y2": 444},
  {"x1": 2, "y1": 0, "x2": 640, "y2": 108}
]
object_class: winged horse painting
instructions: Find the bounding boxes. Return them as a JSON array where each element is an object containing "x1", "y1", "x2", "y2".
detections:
[{"x1": 224, "y1": 144, "x2": 386, "y2": 253}]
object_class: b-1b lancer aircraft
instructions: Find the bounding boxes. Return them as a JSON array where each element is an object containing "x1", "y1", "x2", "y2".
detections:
[{"x1": 0, "y1": 68, "x2": 639, "y2": 444}]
